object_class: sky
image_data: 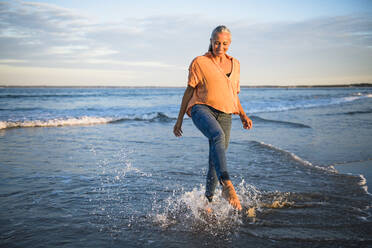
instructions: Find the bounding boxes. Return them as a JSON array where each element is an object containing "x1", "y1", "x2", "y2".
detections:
[{"x1": 0, "y1": 0, "x2": 371, "y2": 86}]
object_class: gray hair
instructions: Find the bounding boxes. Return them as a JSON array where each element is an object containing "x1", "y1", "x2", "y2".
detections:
[{"x1": 208, "y1": 25, "x2": 231, "y2": 52}]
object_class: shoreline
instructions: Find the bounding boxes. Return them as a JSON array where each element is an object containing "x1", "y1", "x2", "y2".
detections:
[{"x1": 0, "y1": 83, "x2": 371, "y2": 88}]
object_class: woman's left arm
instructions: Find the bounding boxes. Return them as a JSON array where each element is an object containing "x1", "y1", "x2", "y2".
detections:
[{"x1": 237, "y1": 96, "x2": 252, "y2": 129}]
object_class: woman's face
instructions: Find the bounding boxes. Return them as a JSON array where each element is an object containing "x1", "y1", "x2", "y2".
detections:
[{"x1": 211, "y1": 32, "x2": 231, "y2": 56}]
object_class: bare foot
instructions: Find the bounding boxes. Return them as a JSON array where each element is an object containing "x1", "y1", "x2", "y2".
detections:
[{"x1": 221, "y1": 180, "x2": 242, "y2": 211}]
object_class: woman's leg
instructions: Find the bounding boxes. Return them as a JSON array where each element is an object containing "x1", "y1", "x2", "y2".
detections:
[
  {"x1": 205, "y1": 111, "x2": 232, "y2": 201},
  {"x1": 191, "y1": 105, "x2": 230, "y2": 199},
  {"x1": 206, "y1": 142, "x2": 218, "y2": 201},
  {"x1": 191, "y1": 105, "x2": 229, "y2": 180},
  {"x1": 191, "y1": 105, "x2": 241, "y2": 210},
  {"x1": 216, "y1": 111, "x2": 232, "y2": 151},
  {"x1": 217, "y1": 113, "x2": 242, "y2": 210}
]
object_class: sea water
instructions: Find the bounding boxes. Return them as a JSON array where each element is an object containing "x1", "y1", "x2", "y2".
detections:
[{"x1": 0, "y1": 87, "x2": 371, "y2": 247}]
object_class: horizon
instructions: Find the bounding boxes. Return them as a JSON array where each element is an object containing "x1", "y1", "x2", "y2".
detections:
[
  {"x1": 2, "y1": 83, "x2": 372, "y2": 88},
  {"x1": 1, "y1": 0, "x2": 372, "y2": 87}
]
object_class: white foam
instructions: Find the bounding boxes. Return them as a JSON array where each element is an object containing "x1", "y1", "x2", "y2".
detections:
[
  {"x1": 358, "y1": 175, "x2": 370, "y2": 195},
  {"x1": 0, "y1": 112, "x2": 176, "y2": 130},
  {"x1": 359, "y1": 174, "x2": 367, "y2": 186},
  {"x1": 341, "y1": 96, "x2": 359, "y2": 102},
  {"x1": 0, "y1": 116, "x2": 116, "y2": 129},
  {"x1": 247, "y1": 92, "x2": 372, "y2": 114},
  {"x1": 257, "y1": 141, "x2": 337, "y2": 173}
]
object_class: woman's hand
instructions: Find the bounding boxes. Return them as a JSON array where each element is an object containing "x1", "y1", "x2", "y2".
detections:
[
  {"x1": 240, "y1": 114, "x2": 252, "y2": 129},
  {"x1": 236, "y1": 96, "x2": 252, "y2": 130},
  {"x1": 173, "y1": 86, "x2": 194, "y2": 137},
  {"x1": 173, "y1": 119, "x2": 183, "y2": 137}
]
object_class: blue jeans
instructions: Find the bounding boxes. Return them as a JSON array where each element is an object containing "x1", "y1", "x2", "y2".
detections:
[{"x1": 191, "y1": 104, "x2": 232, "y2": 200}]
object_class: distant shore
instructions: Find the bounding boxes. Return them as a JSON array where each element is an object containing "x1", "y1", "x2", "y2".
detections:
[
  {"x1": 241, "y1": 83, "x2": 372, "y2": 88},
  {"x1": 0, "y1": 83, "x2": 371, "y2": 88}
]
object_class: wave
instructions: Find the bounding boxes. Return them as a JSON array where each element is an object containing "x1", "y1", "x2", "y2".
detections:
[
  {"x1": 0, "y1": 116, "x2": 115, "y2": 129},
  {"x1": 250, "y1": 116, "x2": 311, "y2": 128},
  {"x1": 340, "y1": 109, "x2": 372, "y2": 116},
  {"x1": 112, "y1": 112, "x2": 176, "y2": 123},
  {"x1": 0, "y1": 91, "x2": 166, "y2": 99},
  {"x1": 0, "y1": 112, "x2": 175, "y2": 130},
  {"x1": 252, "y1": 141, "x2": 337, "y2": 173},
  {"x1": 247, "y1": 92, "x2": 372, "y2": 114},
  {"x1": 0, "y1": 107, "x2": 46, "y2": 111},
  {"x1": 322, "y1": 108, "x2": 372, "y2": 116},
  {"x1": 0, "y1": 93, "x2": 103, "y2": 99}
]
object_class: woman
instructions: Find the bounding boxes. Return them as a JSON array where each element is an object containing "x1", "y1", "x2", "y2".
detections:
[{"x1": 173, "y1": 25, "x2": 252, "y2": 211}]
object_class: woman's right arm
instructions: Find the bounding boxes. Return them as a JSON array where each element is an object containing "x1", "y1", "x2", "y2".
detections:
[{"x1": 173, "y1": 85, "x2": 195, "y2": 137}]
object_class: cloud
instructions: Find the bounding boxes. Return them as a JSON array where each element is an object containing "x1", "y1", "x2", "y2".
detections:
[
  {"x1": 232, "y1": 14, "x2": 372, "y2": 50},
  {"x1": 0, "y1": 1, "x2": 371, "y2": 85},
  {"x1": 0, "y1": 1, "x2": 91, "y2": 61},
  {"x1": 83, "y1": 59, "x2": 181, "y2": 68},
  {"x1": 0, "y1": 1, "x2": 198, "y2": 72},
  {"x1": 0, "y1": 64, "x2": 137, "y2": 86},
  {"x1": 229, "y1": 15, "x2": 372, "y2": 84},
  {"x1": 0, "y1": 59, "x2": 28, "y2": 63}
]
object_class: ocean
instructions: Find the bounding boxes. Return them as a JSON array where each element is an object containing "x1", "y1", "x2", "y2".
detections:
[{"x1": 0, "y1": 87, "x2": 371, "y2": 247}]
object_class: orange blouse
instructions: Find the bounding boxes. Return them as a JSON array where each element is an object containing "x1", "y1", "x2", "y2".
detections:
[{"x1": 186, "y1": 52, "x2": 240, "y2": 117}]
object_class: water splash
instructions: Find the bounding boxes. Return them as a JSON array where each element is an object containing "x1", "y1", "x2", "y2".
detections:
[
  {"x1": 151, "y1": 180, "x2": 296, "y2": 237},
  {"x1": 89, "y1": 146, "x2": 152, "y2": 236},
  {"x1": 151, "y1": 184, "x2": 241, "y2": 237}
]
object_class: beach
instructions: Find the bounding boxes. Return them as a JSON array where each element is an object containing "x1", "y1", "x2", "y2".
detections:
[{"x1": 0, "y1": 87, "x2": 371, "y2": 247}]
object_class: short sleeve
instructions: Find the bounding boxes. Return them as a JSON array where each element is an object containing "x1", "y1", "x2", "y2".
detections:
[{"x1": 187, "y1": 58, "x2": 201, "y2": 88}]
